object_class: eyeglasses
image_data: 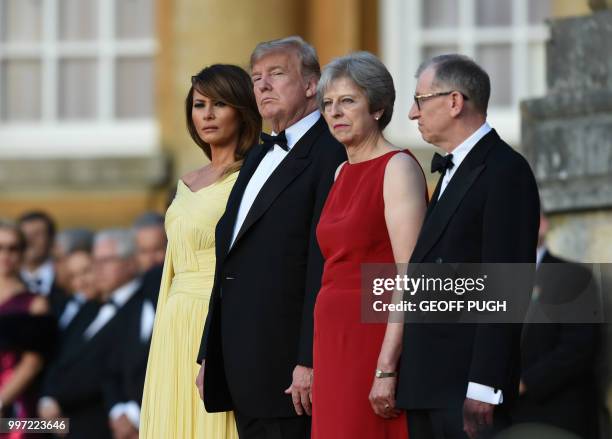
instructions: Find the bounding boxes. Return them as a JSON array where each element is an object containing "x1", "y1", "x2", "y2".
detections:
[{"x1": 413, "y1": 90, "x2": 469, "y2": 111}]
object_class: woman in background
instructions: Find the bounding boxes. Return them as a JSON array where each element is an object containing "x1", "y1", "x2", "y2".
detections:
[
  {"x1": 140, "y1": 64, "x2": 261, "y2": 439},
  {"x1": 0, "y1": 220, "x2": 51, "y2": 439}
]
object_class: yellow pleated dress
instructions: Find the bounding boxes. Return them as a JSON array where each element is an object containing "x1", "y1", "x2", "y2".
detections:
[{"x1": 140, "y1": 172, "x2": 239, "y2": 439}]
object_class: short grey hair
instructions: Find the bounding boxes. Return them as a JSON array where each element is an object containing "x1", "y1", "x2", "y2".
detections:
[
  {"x1": 56, "y1": 228, "x2": 94, "y2": 255},
  {"x1": 416, "y1": 54, "x2": 490, "y2": 114},
  {"x1": 250, "y1": 36, "x2": 320, "y2": 81},
  {"x1": 94, "y1": 229, "x2": 135, "y2": 259},
  {"x1": 316, "y1": 51, "x2": 395, "y2": 130},
  {"x1": 132, "y1": 212, "x2": 165, "y2": 231}
]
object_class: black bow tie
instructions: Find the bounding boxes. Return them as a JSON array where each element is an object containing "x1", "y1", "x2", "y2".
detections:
[
  {"x1": 431, "y1": 152, "x2": 454, "y2": 174},
  {"x1": 260, "y1": 131, "x2": 289, "y2": 151}
]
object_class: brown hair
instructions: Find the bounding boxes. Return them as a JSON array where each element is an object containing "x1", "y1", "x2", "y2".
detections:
[
  {"x1": 0, "y1": 219, "x2": 26, "y2": 253},
  {"x1": 186, "y1": 64, "x2": 261, "y2": 175}
]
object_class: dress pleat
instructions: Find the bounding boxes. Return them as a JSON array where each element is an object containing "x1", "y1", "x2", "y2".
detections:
[{"x1": 140, "y1": 173, "x2": 239, "y2": 439}]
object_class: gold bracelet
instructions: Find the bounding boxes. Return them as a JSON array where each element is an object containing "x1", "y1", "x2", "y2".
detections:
[{"x1": 375, "y1": 369, "x2": 397, "y2": 378}]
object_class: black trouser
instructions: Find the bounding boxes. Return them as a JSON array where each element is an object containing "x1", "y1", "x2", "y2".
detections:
[
  {"x1": 234, "y1": 410, "x2": 311, "y2": 439},
  {"x1": 407, "y1": 407, "x2": 511, "y2": 439}
]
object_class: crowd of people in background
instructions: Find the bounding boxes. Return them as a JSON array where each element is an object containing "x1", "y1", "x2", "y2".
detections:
[{"x1": 0, "y1": 210, "x2": 166, "y2": 439}]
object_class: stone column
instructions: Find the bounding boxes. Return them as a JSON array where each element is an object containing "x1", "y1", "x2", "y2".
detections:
[
  {"x1": 157, "y1": 0, "x2": 303, "y2": 178},
  {"x1": 521, "y1": 6, "x2": 612, "y2": 424},
  {"x1": 306, "y1": 0, "x2": 379, "y2": 65}
]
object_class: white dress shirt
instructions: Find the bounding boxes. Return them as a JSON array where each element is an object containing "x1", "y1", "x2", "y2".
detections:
[
  {"x1": 83, "y1": 278, "x2": 140, "y2": 340},
  {"x1": 21, "y1": 259, "x2": 55, "y2": 295},
  {"x1": 438, "y1": 122, "x2": 492, "y2": 200},
  {"x1": 58, "y1": 292, "x2": 87, "y2": 330},
  {"x1": 230, "y1": 110, "x2": 321, "y2": 248},
  {"x1": 140, "y1": 299, "x2": 155, "y2": 342},
  {"x1": 536, "y1": 246, "x2": 547, "y2": 268}
]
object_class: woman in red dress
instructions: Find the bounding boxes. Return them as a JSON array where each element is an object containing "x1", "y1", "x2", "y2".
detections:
[
  {"x1": 312, "y1": 52, "x2": 427, "y2": 438},
  {"x1": 0, "y1": 221, "x2": 50, "y2": 438}
]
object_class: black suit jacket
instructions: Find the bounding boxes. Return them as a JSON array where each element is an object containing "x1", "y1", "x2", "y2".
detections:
[
  {"x1": 397, "y1": 129, "x2": 540, "y2": 410},
  {"x1": 103, "y1": 265, "x2": 162, "y2": 411},
  {"x1": 42, "y1": 284, "x2": 145, "y2": 439},
  {"x1": 103, "y1": 297, "x2": 152, "y2": 412},
  {"x1": 198, "y1": 116, "x2": 346, "y2": 417},
  {"x1": 48, "y1": 281, "x2": 69, "y2": 319},
  {"x1": 511, "y1": 251, "x2": 600, "y2": 438}
]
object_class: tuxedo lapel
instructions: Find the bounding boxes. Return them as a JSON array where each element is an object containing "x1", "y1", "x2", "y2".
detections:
[
  {"x1": 411, "y1": 131, "x2": 498, "y2": 262},
  {"x1": 216, "y1": 143, "x2": 269, "y2": 262},
  {"x1": 229, "y1": 117, "x2": 326, "y2": 251}
]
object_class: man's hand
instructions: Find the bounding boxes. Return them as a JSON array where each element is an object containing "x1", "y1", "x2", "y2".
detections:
[
  {"x1": 463, "y1": 398, "x2": 494, "y2": 439},
  {"x1": 284, "y1": 365, "x2": 313, "y2": 416},
  {"x1": 38, "y1": 397, "x2": 61, "y2": 419},
  {"x1": 518, "y1": 380, "x2": 527, "y2": 395},
  {"x1": 109, "y1": 414, "x2": 138, "y2": 439},
  {"x1": 195, "y1": 361, "x2": 205, "y2": 401},
  {"x1": 369, "y1": 377, "x2": 402, "y2": 419}
]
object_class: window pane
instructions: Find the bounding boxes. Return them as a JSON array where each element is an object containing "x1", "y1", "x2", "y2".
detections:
[
  {"x1": 1, "y1": 60, "x2": 42, "y2": 120},
  {"x1": 422, "y1": 0, "x2": 458, "y2": 28},
  {"x1": 1, "y1": 0, "x2": 43, "y2": 42},
  {"x1": 115, "y1": 57, "x2": 154, "y2": 118},
  {"x1": 476, "y1": 0, "x2": 512, "y2": 27},
  {"x1": 422, "y1": 45, "x2": 459, "y2": 62},
  {"x1": 116, "y1": 0, "x2": 154, "y2": 39},
  {"x1": 529, "y1": 0, "x2": 551, "y2": 25},
  {"x1": 527, "y1": 43, "x2": 546, "y2": 97},
  {"x1": 58, "y1": 59, "x2": 98, "y2": 119},
  {"x1": 475, "y1": 44, "x2": 513, "y2": 107},
  {"x1": 58, "y1": 0, "x2": 98, "y2": 41}
]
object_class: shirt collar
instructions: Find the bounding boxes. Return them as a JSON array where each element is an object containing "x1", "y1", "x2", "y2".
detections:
[
  {"x1": 21, "y1": 259, "x2": 55, "y2": 291},
  {"x1": 273, "y1": 110, "x2": 320, "y2": 150},
  {"x1": 109, "y1": 278, "x2": 141, "y2": 307},
  {"x1": 446, "y1": 122, "x2": 492, "y2": 172}
]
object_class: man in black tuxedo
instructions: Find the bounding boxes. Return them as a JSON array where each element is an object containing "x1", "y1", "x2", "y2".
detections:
[
  {"x1": 196, "y1": 36, "x2": 345, "y2": 439},
  {"x1": 511, "y1": 213, "x2": 600, "y2": 438},
  {"x1": 18, "y1": 211, "x2": 68, "y2": 317},
  {"x1": 395, "y1": 54, "x2": 540, "y2": 439},
  {"x1": 105, "y1": 264, "x2": 162, "y2": 439},
  {"x1": 37, "y1": 229, "x2": 144, "y2": 439}
]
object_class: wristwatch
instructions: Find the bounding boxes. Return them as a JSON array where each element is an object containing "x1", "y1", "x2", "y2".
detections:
[{"x1": 375, "y1": 369, "x2": 397, "y2": 378}]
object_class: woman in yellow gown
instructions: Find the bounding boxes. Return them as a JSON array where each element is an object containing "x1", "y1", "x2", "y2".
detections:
[{"x1": 140, "y1": 64, "x2": 261, "y2": 439}]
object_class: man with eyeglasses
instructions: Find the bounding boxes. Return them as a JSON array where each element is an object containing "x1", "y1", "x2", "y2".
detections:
[{"x1": 396, "y1": 54, "x2": 540, "y2": 439}]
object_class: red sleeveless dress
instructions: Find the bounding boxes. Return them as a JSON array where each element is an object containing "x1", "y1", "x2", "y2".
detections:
[{"x1": 313, "y1": 150, "x2": 423, "y2": 439}]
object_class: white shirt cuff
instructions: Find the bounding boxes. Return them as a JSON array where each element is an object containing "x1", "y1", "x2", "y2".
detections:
[
  {"x1": 123, "y1": 401, "x2": 140, "y2": 429},
  {"x1": 38, "y1": 396, "x2": 56, "y2": 408},
  {"x1": 466, "y1": 382, "x2": 503, "y2": 405},
  {"x1": 109, "y1": 403, "x2": 126, "y2": 420}
]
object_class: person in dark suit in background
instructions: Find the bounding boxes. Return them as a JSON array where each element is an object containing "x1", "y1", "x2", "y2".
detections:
[
  {"x1": 53, "y1": 230, "x2": 97, "y2": 334},
  {"x1": 105, "y1": 265, "x2": 162, "y2": 439},
  {"x1": 396, "y1": 54, "x2": 540, "y2": 439},
  {"x1": 18, "y1": 211, "x2": 68, "y2": 318},
  {"x1": 196, "y1": 36, "x2": 346, "y2": 439},
  {"x1": 511, "y1": 212, "x2": 601, "y2": 438},
  {"x1": 53, "y1": 228, "x2": 95, "y2": 293},
  {"x1": 38, "y1": 229, "x2": 144, "y2": 439},
  {"x1": 132, "y1": 212, "x2": 167, "y2": 275}
]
